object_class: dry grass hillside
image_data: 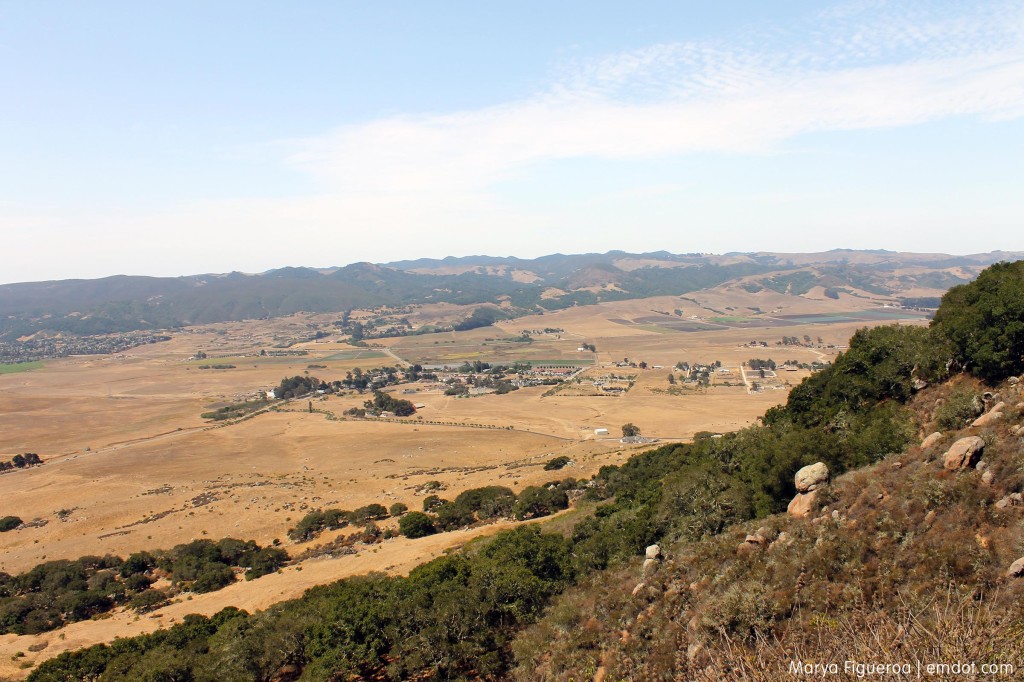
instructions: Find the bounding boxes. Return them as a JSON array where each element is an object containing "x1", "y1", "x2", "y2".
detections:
[{"x1": 515, "y1": 377, "x2": 1024, "y2": 681}]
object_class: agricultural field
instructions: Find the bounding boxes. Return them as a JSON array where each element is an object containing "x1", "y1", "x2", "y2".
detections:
[{"x1": 0, "y1": 288, "x2": 931, "y2": 675}]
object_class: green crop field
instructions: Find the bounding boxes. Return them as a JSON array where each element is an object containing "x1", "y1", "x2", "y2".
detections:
[
  {"x1": 322, "y1": 350, "x2": 387, "y2": 361},
  {"x1": 0, "y1": 361, "x2": 43, "y2": 374}
]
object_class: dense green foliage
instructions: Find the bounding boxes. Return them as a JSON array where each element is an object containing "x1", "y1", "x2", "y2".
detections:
[
  {"x1": 0, "y1": 515, "x2": 21, "y2": 532},
  {"x1": 0, "y1": 451, "x2": 41, "y2": 472},
  {"x1": 287, "y1": 509, "x2": 350, "y2": 542},
  {"x1": 397, "y1": 511, "x2": 437, "y2": 539},
  {"x1": 275, "y1": 375, "x2": 321, "y2": 399},
  {"x1": 363, "y1": 389, "x2": 416, "y2": 416},
  {"x1": 544, "y1": 456, "x2": 571, "y2": 471},
  {"x1": 0, "y1": 539, "x2": 285, "y2": 636},
  {"x1": 932, "y1": 260, "x2": 1024, "y2": 382}
]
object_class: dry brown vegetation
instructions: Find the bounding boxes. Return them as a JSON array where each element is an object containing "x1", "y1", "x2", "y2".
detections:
[
  {"x1": 513, "y1": 379, "x2": 1024, "y2": 681},
  {"x1": 0, "y1": 288, "x2": 931, "y2": 676}
]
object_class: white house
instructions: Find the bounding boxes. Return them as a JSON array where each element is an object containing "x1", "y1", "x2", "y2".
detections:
[{"x1": 594, "y1": 428, "x2": 609, "y2": 436}]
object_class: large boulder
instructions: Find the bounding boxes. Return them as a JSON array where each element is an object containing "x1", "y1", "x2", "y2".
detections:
[
  {"x1": 794, "y1": 462, "x2": 830, "y2": 493},
  {"x1": 787, "y1": 490, "x2": 819, "y2": 518},
  {"x1": 943, "y1": 436, "x2": 986, "y2": 471},
  {"x1": 972, "y1": 411, "x2": 1004, "y2": 428},
  {"x1": 920, "y1": 432, "x2": 943, "y2": 450}
]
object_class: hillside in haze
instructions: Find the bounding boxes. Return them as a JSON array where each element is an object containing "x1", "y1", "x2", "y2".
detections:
[{"x1": 1, "y1": 249, "x2": 1020, "y2": 342}]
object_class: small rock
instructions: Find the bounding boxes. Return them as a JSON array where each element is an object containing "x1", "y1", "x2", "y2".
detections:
[
  {"x1": 1006, "y1": 557, "x2": 1024, "y2": 578},
  {"x1": 745, "y1": 533, "x2": 767, "y2": 545},
  {"x1": 788, "y1": 490, "x2": 819, "y2": 518},
  {"x1": 645, "y1": 544, "x2": 662, "y2": 560},
  {"x1": 632, "y1": 582, "x2": 647, "y2": 596},
  {"x1": 976, "y1": 459, "x2": 988, "y2": 471},
  {"x1": 1015, "y1": 402, "x2": 1024, "y2": 414},
  {"x1": 924, "y1": 510, "x2": 937, "y2": 526},
  {"x1": 943, "y1": 436, "x2": 986, "y2": 471},
  {"x1": 920, "y1": 432, "x2": 943, "y2": 450},
  {"x1": 736, "y1": 542, "x2": 756, "y2": 556},
  {"x1": 892, "y1": 461, "x2": 903, "y2": 470},
  {"x1": 795, "y1": 462, "x2": 830, "y2": 493},
  {"x1": 982, "y1": 470, "x2": 996, "y2": 485},
  {"x1": 774, "y1": 531, "x2": 790, "y2": 546},
  {"x1": 1008, "y1": 376, "x2": 1020, "y2": 386},
  {"x1": 1012, "y1": 424, "x2": 1024, "y2": 437},
  {"x1": 831, "y1": 510, "x2": 842, "y2": 522},
  {"x1": 912, "y1": 378, "x2": 929, "y2": 391},
  {"x1": 972, "y1": 411, "x2": 1004, "y2": 428},
  {"x1": 687, "y1": 641, "x2": 705, "y2": 663},
  {"x1": 994, "y1": 493, "x2": 1024, "y2": 510},
  {"x1": 642, "y1": 558, "x2": 659, "y2": 576}
]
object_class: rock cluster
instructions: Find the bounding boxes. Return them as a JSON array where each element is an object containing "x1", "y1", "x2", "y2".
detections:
[
  {"x1": 642, "y1": 544, "x2": 661, "y2": 576},
  {"x1": 788, "y1": 463, "x2": 829, "y2": 518}
]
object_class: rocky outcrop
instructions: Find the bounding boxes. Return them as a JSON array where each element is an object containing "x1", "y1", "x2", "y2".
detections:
[
  {"x1": 942, "y1": 436, "x2": 986, "y2": 471},
  {"x1": 920, "y1": 432, "x2": 943, "y2": 450},
  {"x1": 736, "y1": 533, "x2": 767, "y2": 556},
  {"x1": 788, "y1": 490, "x2": 819, "y2": 518},
  {"x1": 794, "y1": 462, "x2": 830, "y2": 493}
]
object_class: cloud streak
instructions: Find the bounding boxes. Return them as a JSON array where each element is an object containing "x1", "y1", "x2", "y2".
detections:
[{"x1": 288, "y1": 1, "x2": 1024, "y2": 194}]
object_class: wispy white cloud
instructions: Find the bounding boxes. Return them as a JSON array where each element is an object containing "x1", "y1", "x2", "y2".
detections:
[
  {"x1": 288, "y1": 1, "x2": 1024, "y2": 194},
  {"x1": 4, "y1": 1, "x2": 1023, "y2": 283}
]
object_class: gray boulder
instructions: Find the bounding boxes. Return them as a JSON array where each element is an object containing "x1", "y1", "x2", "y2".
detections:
[{"x1": 795, "y1": 462, "x2": 830, "y2": 493}]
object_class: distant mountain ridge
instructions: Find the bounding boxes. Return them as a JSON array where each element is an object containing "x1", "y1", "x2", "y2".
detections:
[{"x1": 1, "y1": 249, "x2": 1020, "y2": 341}]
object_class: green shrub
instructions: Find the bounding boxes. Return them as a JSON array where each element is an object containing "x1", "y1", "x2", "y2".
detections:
[
  {"x1": 933, "y1": 260, "x2": 1024, "y2": 382},
  {"x1": 934, "y1": 386, "x2": 983, "y2": 429},
  {"x1": 544, "y1": 456, "x2": 571, "y2": 471},
  {"x1": 398, "y1": 512, "x2": 436, "y2": 539},
  {"x1": 0, "y1": 516, "x2": 22, "y2": 532},
  {"x1": 513, "y1": 486, "x2": 569, "y2": 520}
]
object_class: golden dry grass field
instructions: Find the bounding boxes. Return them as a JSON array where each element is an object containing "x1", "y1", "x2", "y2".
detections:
[{"x1": 0, "y1": 288, "x2": 930, "y2": 675}]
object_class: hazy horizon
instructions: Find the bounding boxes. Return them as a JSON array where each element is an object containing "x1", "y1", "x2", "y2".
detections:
[{"x1": 3, "y1": 1, "x2": 1023, "y2": 284}]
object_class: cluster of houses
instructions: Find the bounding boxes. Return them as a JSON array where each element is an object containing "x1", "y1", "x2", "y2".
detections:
[{"x1": 1, "y1": 331, "x2": 171, "y2": 364}]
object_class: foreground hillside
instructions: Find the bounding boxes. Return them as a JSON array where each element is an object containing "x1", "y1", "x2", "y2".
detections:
[
  {"x1": 13, "y1": 260, "x2": 1024, "y2": 680},
  {"x1": 515, "y1": 378, "x2": 1024, "y2": 680}
]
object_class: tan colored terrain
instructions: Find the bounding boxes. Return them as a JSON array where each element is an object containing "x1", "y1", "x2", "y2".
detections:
[{"x1": 0, "y1": 290, "x2": 930, "y2": 677}]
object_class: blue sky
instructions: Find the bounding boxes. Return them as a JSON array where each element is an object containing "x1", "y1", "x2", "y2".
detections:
[{"x1": 1, "y1": 0, "x2": 1022, "y2": 283}]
